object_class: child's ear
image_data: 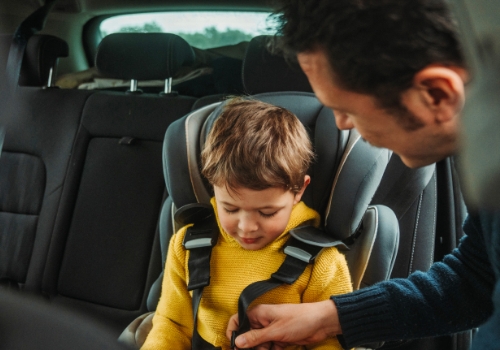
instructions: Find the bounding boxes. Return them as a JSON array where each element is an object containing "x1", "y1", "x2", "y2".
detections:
[{"x1": 293, "y1": 175, "x2": 311, "y2": 204}]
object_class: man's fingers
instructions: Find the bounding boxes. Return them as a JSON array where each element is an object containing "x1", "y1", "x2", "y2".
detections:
[
  {"x1": 254, "y1": 342, "x2": 273, "y2": 350},
  {"x1": 235, "y1": 328, "x2": 272, "y2": 349},
  {"x1": 226, "y1": 314, "x2": 239, "y2": 340}
]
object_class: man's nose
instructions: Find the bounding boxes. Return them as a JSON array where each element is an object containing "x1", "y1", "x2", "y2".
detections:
[{"x1": 334, "y1": 111, "x2": 355, "y2": 130}]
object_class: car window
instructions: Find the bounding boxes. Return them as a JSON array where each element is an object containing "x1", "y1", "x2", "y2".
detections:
[{"x1": 100, "y1": 11, "x2": 275, "y2": 49}]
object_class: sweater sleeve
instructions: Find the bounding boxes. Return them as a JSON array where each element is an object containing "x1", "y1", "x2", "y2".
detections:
[
  {"x1": 141, "y1": 226, "x2": 194, "y2": 350},
  {"x1": 332, "y1": 213, "x2": 495, "y2": 349},
  {"x1": 302, "y1": 247, "x2": 353, "y2": 350}
]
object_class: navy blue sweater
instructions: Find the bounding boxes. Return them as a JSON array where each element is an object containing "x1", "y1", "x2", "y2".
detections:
[{"x1": 332, "y1": 211, "x2": 498, "y2": 349}]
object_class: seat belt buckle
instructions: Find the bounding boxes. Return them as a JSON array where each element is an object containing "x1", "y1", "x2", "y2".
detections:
[{"x1": 231, "y1": 330, "x2": 237, "y2": 349}]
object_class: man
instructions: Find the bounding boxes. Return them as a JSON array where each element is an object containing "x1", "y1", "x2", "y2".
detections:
[{"x1": 226, "y1": 1, "x2": 498, "y2": 349}]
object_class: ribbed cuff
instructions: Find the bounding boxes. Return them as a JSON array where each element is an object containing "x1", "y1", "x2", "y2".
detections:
[{"x1": 331, "y1": 286, "x2": 401, "y2": 348}]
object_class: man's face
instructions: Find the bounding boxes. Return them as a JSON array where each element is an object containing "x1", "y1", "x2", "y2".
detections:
[{"x1": 297, "y1": 47, "x2": 460, "y2": 168}]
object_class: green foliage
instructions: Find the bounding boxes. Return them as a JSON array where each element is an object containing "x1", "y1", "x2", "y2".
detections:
[
  {"x1": 116, "y1": 21, "x2": 163, "y2": 33},
  {"x1": 112, "y1": 22, "x2": 253, "y2": 48},
  {"x1": 177, "y1": 27, "x2": 253, "y2": 49}
]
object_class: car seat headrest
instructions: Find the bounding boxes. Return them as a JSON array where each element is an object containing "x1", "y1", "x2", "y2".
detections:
[
  {"x1": 17, "y1": 34, "x2": 68, "y2": 87},
  {"x1": 166, "y1": 95, "x2": 333, "y2": 208},
  {"x1": 95, "y1": 33, "x2": 195, "y2": 80},
  {"x1": 324, "y1": 132, "x2": 392, "y2": 238},
  {"x1": 242, "y1": 35, "x2": 313, "y2": 94}
]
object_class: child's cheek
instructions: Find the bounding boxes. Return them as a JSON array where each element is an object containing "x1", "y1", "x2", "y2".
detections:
[
  {"x1": 218, "y1": 212, "x2": 235, "y2": 235},
  {"x1": 265, "y1": 213, "x2": 290, "y2": 239}
]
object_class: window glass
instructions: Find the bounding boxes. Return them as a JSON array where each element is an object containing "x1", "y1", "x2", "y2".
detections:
[{"x1": 100, "y1": 11, "x2": 274, "y2": 49}]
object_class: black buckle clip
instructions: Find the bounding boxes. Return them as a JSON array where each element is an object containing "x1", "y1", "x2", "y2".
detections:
[
  {"x1": 231, "y1": 330, "x2": 237, "y2": 349},
  {"x1": 183, "y1": 226, "x2": 218, "y2": 249}
]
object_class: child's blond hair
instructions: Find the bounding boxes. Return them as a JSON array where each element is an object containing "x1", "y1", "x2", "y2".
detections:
[{"x1": 201, "y1": 97, "x2": 314, "y2": 194}]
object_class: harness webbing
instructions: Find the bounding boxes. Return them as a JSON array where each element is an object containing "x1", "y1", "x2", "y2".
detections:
[{"x1": 236, "y1": 238, "x2": 323, "y2": 337}]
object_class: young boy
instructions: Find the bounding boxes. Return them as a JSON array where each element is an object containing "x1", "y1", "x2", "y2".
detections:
[{"x1": 141, "y1": 98, "x2": 352, "y2": 350}]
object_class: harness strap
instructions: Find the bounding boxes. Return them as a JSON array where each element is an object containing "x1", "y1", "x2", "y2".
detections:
[
  {"x1": 189, "y1": 245, "x2": 218, "y2": 349},
  {"x1": 179, "y1": 203, "x2": 219, "y2": 350},
  {"x1": 233, "y1": 237, "x2": 323, "y2": 349},
  {"x1": 191, "y1": 288, "x2": 222, "y2": 350}
]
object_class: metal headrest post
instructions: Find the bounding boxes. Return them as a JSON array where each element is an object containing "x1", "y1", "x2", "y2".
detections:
[
  {"x1": 164, "y1": 77, "x2": 172, "y2": 94},
  {"x1": 130, "y1": 79, "x2": 138, "y2": 92},
  {"x1": 46, "y1": 66, "x2": 54, "y2": 87}
]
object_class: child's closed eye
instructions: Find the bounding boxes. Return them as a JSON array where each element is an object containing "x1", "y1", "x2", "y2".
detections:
[
  {"x1": 224, "y1": 208, "x2": 238, "y2": 214},
  {"x1": 259, "y1": 211, "x2": 277, "y2": 218}
]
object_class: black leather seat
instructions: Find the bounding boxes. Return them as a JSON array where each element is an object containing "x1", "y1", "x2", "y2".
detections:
[
  {"x1": 40, "y1": 33, "x2": 199, "y2": 332},
  {"x1": 0, "y1": 34, "x2": 94, "y2": 292}
]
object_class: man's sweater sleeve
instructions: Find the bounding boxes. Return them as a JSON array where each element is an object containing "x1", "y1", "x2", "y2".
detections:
[{"x1": 332, "y1": 214, "x2": 495, "y2": 349}]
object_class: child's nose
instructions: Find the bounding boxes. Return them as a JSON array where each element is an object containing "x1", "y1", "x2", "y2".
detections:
[{"x1": 237, "y1": 215, "x2": 258, "y2": 234}]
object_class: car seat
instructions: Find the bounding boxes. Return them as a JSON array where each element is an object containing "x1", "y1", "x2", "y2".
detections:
[
  {"x1": 0, "y1": 33, "x2": 80, "y2": 291},
  {"x1": 119, "y1": 89, "x2": 399, "y2": 348}
]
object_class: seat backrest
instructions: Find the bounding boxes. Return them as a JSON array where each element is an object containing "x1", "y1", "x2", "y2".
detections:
[
  {"x1": 39, "y1": 32, "x2": 198, "y2": 332},
  {"x1": 0, "y1": 34, "x2": 94, "y2": 291}
]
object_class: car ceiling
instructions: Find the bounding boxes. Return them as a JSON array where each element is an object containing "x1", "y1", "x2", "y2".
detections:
[{"x1": 1, "y1": 0, "x2": 272, "y2": 16}]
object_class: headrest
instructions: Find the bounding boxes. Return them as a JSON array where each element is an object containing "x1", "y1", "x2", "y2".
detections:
[
  {"x1": 95, "y1": 33, "x2": 195, "y2": 80},
  {"x1": 242, "y1": 35, "x2": 313, "y2": 94},
  {"x1": 0, "y1": 34, "x2": 67, "y2": 86},
  {"x1": 20, "y1": 34, "x2": 69, "y2": 87}
]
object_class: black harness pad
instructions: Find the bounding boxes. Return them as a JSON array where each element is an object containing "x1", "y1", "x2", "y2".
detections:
[
  {"x1": 176, "y1": 203, "x2": 219, "y2": 291},
  {"x1": 290, "y1": 225, "x2": 349, "y2": 251}
]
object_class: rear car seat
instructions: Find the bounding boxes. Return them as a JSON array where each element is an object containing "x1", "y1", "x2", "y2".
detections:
[
  {"x1": 0, "y1": 34, "x2": 95, "y2": 292},
  {"x1": 39, "y1": 33, "x2": 199, "y2": 333}
]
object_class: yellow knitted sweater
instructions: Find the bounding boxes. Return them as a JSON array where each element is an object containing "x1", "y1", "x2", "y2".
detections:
[{"x1": 141, "y1": 200, "x2": 352, "y2": 350}]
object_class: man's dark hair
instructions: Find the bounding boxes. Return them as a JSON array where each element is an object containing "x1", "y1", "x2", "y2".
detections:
[{"x1": 273, "y1": 0, "x2": 465, "y2": 128}]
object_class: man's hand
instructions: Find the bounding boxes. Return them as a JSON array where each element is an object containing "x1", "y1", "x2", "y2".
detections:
[{"x1": 226, "y1": 300, "x2": 341, "y2": 350}]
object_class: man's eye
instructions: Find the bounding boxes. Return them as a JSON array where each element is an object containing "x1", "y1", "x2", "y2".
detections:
[
  {"x1": 259, "y1": 211, "x2": 277, "y2": 218},
  {"x1": 224, "y1": 208, "x2": 238, "y2": 214}
]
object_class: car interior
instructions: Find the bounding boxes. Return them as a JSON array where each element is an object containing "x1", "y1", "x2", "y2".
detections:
[{"x1": 0, "y1": 0, "x2": 478, "y2": 349}]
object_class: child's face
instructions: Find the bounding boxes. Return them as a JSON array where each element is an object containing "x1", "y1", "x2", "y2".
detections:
[{"x1": 213, "y1": 176, "x2": 310, "y2": 250}]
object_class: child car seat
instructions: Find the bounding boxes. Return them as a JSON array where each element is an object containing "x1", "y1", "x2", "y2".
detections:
[{"x1": 119, "y1": 92, "x2": 400, "y2": 348}]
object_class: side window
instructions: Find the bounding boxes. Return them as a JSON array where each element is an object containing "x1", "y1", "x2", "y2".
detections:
[{"x1": 100, "y1": 11, "x2": 274, "y2": 49}]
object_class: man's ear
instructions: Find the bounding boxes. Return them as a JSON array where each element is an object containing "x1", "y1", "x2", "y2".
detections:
[
  {"x1": 402, "y1": 65, "x2": 467, "y2": 123},
  {"x1": 293, "y1": 175, "x2": 311, "y2": 204}
]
